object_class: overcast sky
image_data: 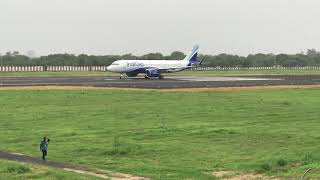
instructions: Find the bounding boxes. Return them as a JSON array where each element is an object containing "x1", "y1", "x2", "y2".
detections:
[{"x1": 0, "y1": 0, "x2": 319, "y2": 56}]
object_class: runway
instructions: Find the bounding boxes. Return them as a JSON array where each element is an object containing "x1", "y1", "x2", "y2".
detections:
[{"x1": 1, "y1": 75, "x2": 320, "y2": 89}]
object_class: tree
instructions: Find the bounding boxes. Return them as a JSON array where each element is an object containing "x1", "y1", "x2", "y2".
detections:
[
  {"x1": 121, "y1": 54, "x2": 137, "y2": 60},
  {"x1": 275, "y1": 54, "x2": 289, "y2": 66},
  {"x1": 306, "y1": 49, "x2": 318, "y2": 57},
  {"x1": 78, "y1": 54, "x2": 89, "y2": 66},
  {"x1": 140, "y1": 53, "x2": 164, "y2": 60},
  {"x1": 1, "y1": 50, "x2": 320, "y2": 67},
  {"x1": 170, "y1": 51, "x2": 185, "y2": 60},
  {"x1": 13, "y1": 51, "x2": 19, "y2": 56}
]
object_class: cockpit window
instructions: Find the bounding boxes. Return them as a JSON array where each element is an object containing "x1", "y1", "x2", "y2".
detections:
[{"x1": 112, "y1": 63, "x2": 119, "y2": 66}]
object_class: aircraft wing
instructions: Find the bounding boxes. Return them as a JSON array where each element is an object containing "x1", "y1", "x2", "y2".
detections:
[{"x1": 158, "y1": 67, "x2": 193, "y2": 73}]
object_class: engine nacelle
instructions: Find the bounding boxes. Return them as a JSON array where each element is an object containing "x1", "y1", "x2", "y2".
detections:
[
  {"x1": 146, "y1": 69, "x2": 160, "y2": 77},
  {"x1": 126, "y1": 72, "x2": 138, "y2": 77}
]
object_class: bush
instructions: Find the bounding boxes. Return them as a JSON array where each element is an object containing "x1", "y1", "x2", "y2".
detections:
[
  {"x1": 257, "y1": 162, "x2": 272, "y2": 172},
  {"x1": 282, "y1": 101, "x2": 290, "y2": 106},
  {"x1": 277, "y1": 159, "x2": 287, "y2": 167},
  {"x1": 1, "y1": 164, "x2": 31, "y2": 174},
  {"x1": 303, "y1": 154, "x2": 316, "y2": 165}
]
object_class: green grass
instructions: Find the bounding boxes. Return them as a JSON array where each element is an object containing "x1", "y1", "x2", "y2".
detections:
[
  {"x1": 1, "y1": 89, "x2": 320, "y2": 179},
  {"x1": 0, "y1": 159, "x2": 99, "y2": 179},
  {"x1": 176, "y1": 69, "x2": 320, "y2": 76},
  {"x1": 1, "y1": 69, "x2": 320, "y2": 77}
]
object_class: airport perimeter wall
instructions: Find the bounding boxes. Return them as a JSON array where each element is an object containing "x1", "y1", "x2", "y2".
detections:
[
  {"x1": 0, "y1": 66, "x2": 107, "y2": 72},
  {"x1": 190, "y1": 66, "x2": 320, "y2": 70},
  {"x1": 0, "y1": 66, "x2": 320, "y2": 72}
]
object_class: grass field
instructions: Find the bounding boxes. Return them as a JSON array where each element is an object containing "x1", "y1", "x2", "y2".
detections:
[
  {"x1": 176, "y1": 69, "x2": 320, "y2": 76},
  {"x1": 0, "y1": 159, "x2": 98, "y2": 179},
  {"x1": 1, "y1": 69, "x2": 320, "y2": 77},
  {"x1": 1, "y1": 88, "x2": 320, "y2": 179}
]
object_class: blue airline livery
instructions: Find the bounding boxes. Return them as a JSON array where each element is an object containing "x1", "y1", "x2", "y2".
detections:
[{"x1": 107, "y1": 45, "x2": 202, "y2": 79}]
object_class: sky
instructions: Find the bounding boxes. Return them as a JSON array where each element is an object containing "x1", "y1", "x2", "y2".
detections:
[{"x1": 0, "y1": 0, "x2": 319, "y2": 56}]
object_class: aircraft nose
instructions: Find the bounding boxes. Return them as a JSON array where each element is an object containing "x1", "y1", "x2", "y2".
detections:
[{"x1": 106, "y1": 65, "x2": 115, "y2": 71}]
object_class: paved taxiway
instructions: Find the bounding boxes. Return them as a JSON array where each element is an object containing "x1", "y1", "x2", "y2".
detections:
[{"x1": 1, "y1": 75, "x2": 320, "y2": 89}]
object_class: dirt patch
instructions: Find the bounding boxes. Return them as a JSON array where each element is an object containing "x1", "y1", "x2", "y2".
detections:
[
  {"x1": 1, "y1": 85, "x2": 320, "y2": 92},
  {"x1": 212, "y1": 171, "x2": 236, "y2": 178},
  {"x1": 212, "y1": 171, "x2": 279, "y2": 180},
  {"x1": 226, "y1": 174, "x2": 278, "y2": 180},
  {"x1": 63, "y1": 168, "x2": 111, "y2": 179},
  {"x1": 64, "y1": 168, "x2": 147, "y2": 180}
]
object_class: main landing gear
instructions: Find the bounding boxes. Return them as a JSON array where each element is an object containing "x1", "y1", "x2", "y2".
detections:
[
  {"x1": 144, "y1": 74, "x2": 164, "y2": 79},
  {"x1": 119, "y1": 74, "x2": 164, "y2": 80}
]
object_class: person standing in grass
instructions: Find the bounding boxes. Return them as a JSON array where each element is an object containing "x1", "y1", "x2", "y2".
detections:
[{"x1": 40, "y1": 137, "x2": 50, "y2": 160}]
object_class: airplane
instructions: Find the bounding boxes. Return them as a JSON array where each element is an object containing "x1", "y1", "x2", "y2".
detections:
[{"x1": 106, "y1": 45, "x2": 203, "y2": 79}]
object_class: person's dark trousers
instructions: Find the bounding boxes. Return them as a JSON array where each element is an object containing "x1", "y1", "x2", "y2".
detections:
[{"x1": 42, "y1": 150, "x2": 47, "y2": 160}]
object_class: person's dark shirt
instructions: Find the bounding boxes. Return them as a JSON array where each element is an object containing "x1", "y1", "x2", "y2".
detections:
[{"x1": 40, "y1": 140, "x2": 48, "y2": 150}]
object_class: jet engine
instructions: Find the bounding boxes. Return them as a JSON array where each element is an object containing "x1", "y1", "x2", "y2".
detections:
[
  {"x1": 146, "y1": 69, "x2": 161, "y2": 78},
  {"x1": 126, "y1": 72, "x2": 139, "y2": 77}
]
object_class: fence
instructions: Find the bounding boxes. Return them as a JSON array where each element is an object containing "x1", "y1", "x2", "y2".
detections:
[
  {"x1": 0, "y1": 66, "x2": 320, "y2": 72},
  {"x1": 189, "y1": 66, "x2": 320, "y2": 71},
  {"x1": 0, "y1": 66, "x2": 107, "y2": 72}
]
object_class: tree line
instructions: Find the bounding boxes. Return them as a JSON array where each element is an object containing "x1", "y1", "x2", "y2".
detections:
[{"x1": 1, "y1": 49, "x2": 320, "y2": 67}]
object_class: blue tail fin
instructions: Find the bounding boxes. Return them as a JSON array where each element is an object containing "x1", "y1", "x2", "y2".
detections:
[{"x1": 183, "y1": 45, "x2": 199, "y2": 66}]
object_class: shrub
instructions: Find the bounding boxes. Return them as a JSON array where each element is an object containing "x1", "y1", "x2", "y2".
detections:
[
  {"x1": 1, "y1": 164, "x2": 31, "y2": 174},
  {"x1": 277, "y1": 159, "x2": 287, "y2": 167},
  {"x1": 257, "y1": 162, "x2": 272, "y2": 173},
  {"x1": 282, "y1": 101, "x2": 290, "y2": 106},
  {"x1": 108, "y1": 136, "x2": 142, "y2": 156},
  {"x1": 303, "y1": 154, "x2": 316, "y2": 165}
]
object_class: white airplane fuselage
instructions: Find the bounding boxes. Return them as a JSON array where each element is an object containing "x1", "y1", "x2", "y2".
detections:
[
  {"x1": 107, "y1": 45, "x2": 200, "y2": 79},
  {"x1": 108, "y1": 60, "x2": 188, "y2": 73}
]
